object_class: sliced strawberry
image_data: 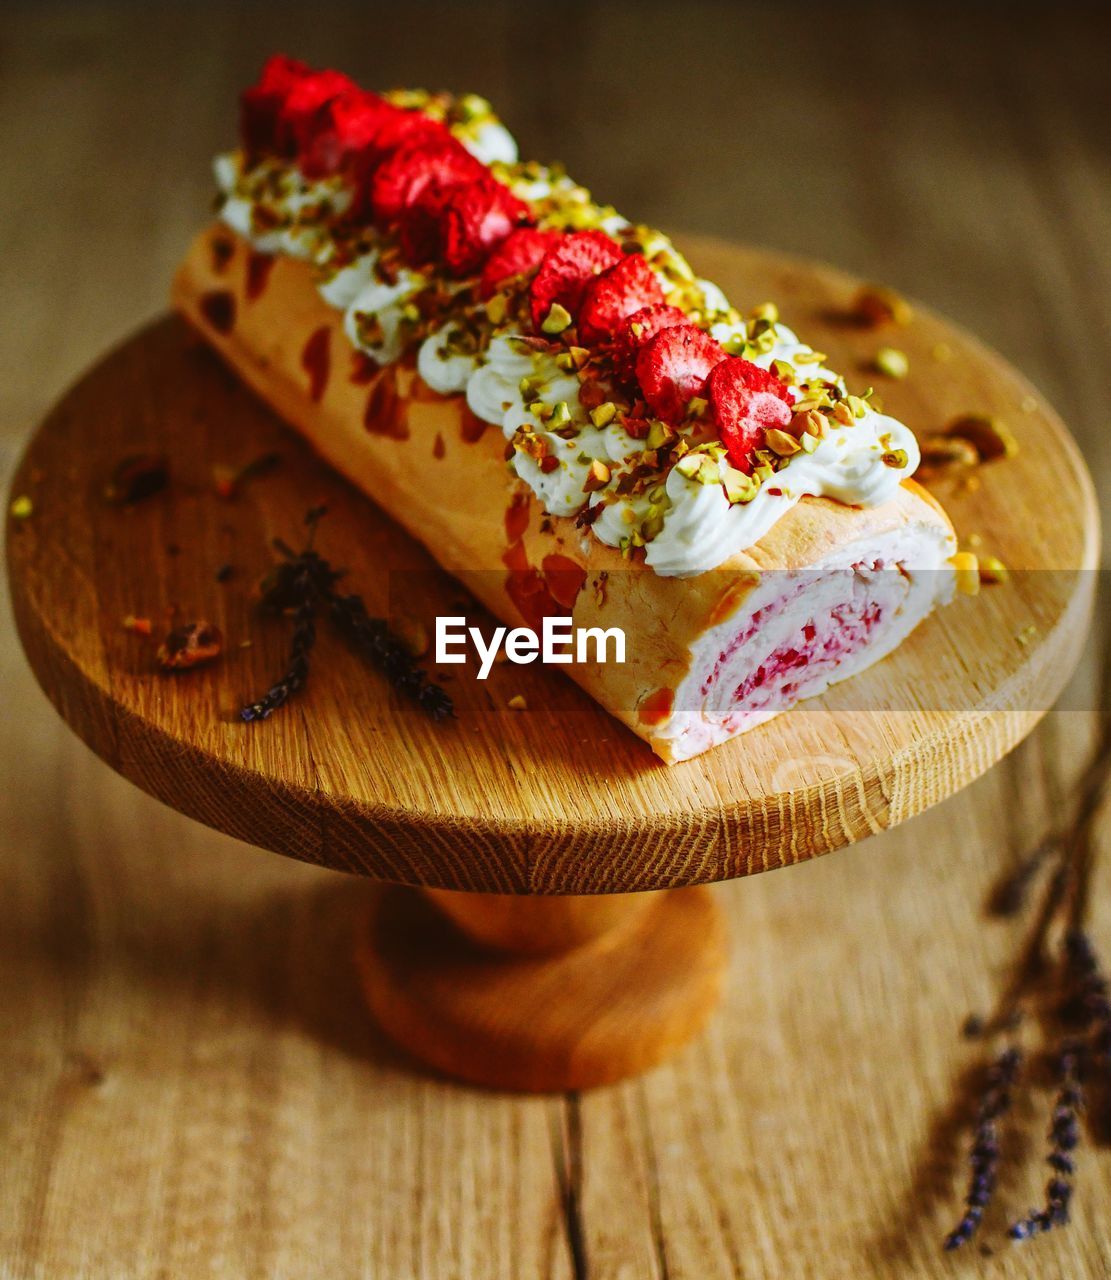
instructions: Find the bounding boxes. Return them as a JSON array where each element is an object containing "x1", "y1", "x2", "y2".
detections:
[
  {"x1": 706, "y1": 357, "x2": 794, "y2": 473},
  {"x1": 401, "y1": 176, "x2": 533, "y2": 276},
  {"x1": 367, "y1": 138, "x2": 485, "y2": 228},
  {"x1": 635, "y1": 324, "x2": 726, "y2": 423},
  {"x1": 577, "y1": 254, "x2": 665, "y2": 346},
  {"x1": 611, "y1": 304, "x2": 688, "y2": 385},
  {"x1": 298, "y1": 89, "x2": 395, "y2": 177},
  {"x1": 274, "y1": 69, "x2": 357, "y2": 157},
  {"x1": 528, "y1": 230, "x2": 623, "y2": 332},
  {"x1": 355, "y1": 109, "x2": 449, "y2": 169},
  {"x1": 240, "y1": 55, "x2": 312, "y2": 155},
  {"x1": 480, "y1": 228, "x2": 562, "y2": 298},
  {"x1": 439, "y1": 179, "x2": 534, "y2": 277}
]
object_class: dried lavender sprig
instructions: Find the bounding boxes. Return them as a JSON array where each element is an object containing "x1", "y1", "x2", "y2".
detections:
[
  {"x1": 1065, "y1": 928, "x2": 1111, "y2": 1064},
  {"x1": 327, "y1": 589, "x2": 454, "y2": 721},
  {"x1": 944, "y1": 1046, "x2": 1023, "y2": 1250},
  {"x1": 1009, "y1": 1039, "x2": 1085, "y2": 1241},
  {"x1": 240, "y1": 558, "x2": 318, "y2": 721},
  {"x1": 990, "y1": 836, "x2": 1057, "y2": 918}
]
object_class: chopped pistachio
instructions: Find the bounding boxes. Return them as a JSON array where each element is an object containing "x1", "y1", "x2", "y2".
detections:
[
  {"x1": 845, "y1": 394, "x2": 869, "y2": 419},
  {"x1": 946, "y1": 414, "x2": 1018, "y2": 462},
  {"x1": 771, "y1": 358, "x2": 797, "y2": 384},
  {"x1": 793, "y1": 349, "x2": 826, "y2": 365},
  {"x1": 832, "y1": 400, "x2": 854, "y2": 426},
  {"x1": 569, "y1": 346, "x2": 591, "y2": 369},
  {"x1": 541, "y1": 302, "x2": 573, "y2": 334},
  {"x1": 749, "y1": 301, "x2": 779, "y2": 325},
  {"x1": 882, "y1": 449, "x2": 909, "y2": 469},
  {"x1": 686, "y1": 396, "x2": 709, "y2": 420},
  {"x1": 853, "y1": 284, "x2": 913, "y2": 328},
  {"x1": 766, "y1": 428, "x2": 801, "y2": 457},
  {"x1": 507, "y1": 694, "x2": 528, "y2": 711},
  {"x1": 951, "y1": 551, "x2": 980, "y2": 596},
  {"x1": 583, "y1": 459, "x2": 611, "y2": 492},
  {"x1": 918, "y1": 435, "x2": 979, "y2": 476},
  {"x1": 874, "y1": 346, "x2": 909, "y2": 379},
  {"x1": 9, "y1": 495, "x2": 33, "y2": 520},
  {"x1": 795, "y1": 409, "x2": 828, "y2": 439},
  {"x1": 723, "y1": 468, "x2": 759, "y2": 503},
  {"x1": 590, "y1": 401, "x2": 617, "y2": 428},
  {"x1": 549, "y1": 400, "x2": 573, "y2": 429},
  {"x1": 799, "y1": 432, "x2": 819, "y2": 454},
  {"x1": 979, "y1": 555, "x2": 1009, "y2": 585},
  {"x1": 1017, "y1": 623, "x2": 1038, "y2": 646},
  {"x1": 647, "y1": 420, "x2": 677, "y2": 450},
  {"x1": 754, "y1": 463, "x2": 776, "y2": 484},
  {"x1": 456, "y1": 92, "x2": 492, "y2": 122},
  {"x1": 555, "y1": 352, "x2": 576, "y2": 371}
]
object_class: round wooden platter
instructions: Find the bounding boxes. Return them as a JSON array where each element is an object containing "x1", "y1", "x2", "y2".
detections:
[{"x1": 6, "y1": 237, "x2": 1098, "y2": 1091}]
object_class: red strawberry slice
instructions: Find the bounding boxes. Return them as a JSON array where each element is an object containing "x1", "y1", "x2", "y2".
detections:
[
  {"x1": 635, "y1": 324, "x2": 726, "y2": 423},
  {"x1": 706, "y1": 357, "x2": 794, "y2": 473},
  {"x1": 577, "y1": 254, "x2": 665, "y2": 345},
  {"x1": 400, "y1": 176, "x2": 533, "y2": 276},
  {"x1": 367, "y1": 138, "x2": 485, "y2": 228},
  {"x1": 354, "y1": 109, "x2": 449, "y2": 170},
  {"x1": 439, "y1": 179, "x2": 534, "y2": 277},
  {"x1": 240, "y1": 55, "x2": 312, "y2": 155},
  {"x1": 528, "y1": 231, "x2": 623, "y2": 332},
  {"x1": 298, "y1": 89, "x2": 395, "y2": 177},
  {"x1": 274, "y1": 69, "x2": 357, "y2": 157},
  {"x1": 611, "y1": 304, "x2": 688, "y2": 385},
  {"x1": 480, "y1": 228, "x2": 562, "y2": 298}
]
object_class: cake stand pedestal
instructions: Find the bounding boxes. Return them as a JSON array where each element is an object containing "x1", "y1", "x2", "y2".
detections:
[{"x1": 7, "y1": 239, "x2": 1097, "y2": 1091}]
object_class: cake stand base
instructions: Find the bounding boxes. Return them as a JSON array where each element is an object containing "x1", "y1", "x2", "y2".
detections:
[{"x1": 356, "y1": 886, "x2": 728, "y2": 1091}]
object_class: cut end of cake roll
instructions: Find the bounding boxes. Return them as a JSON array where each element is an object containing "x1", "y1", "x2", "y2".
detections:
[{"x1": 627, "y1": 487, "x2": 957, "y2": 762}]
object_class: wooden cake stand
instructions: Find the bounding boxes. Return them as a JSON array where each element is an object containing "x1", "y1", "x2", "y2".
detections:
[{"x1": 6, "y1": 239, "x2": 1098, "y2": 1092}]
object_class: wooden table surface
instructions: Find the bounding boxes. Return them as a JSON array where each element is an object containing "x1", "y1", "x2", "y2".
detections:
[{"x1": 2, "y1": 3, "x2": 1109, "y2": 1277}]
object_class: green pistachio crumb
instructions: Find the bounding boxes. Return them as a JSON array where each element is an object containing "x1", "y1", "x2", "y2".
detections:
[
  {"x1": 874, "y1": 347, "x2": 909, "y2": 379},
  {"x1": 541, "y1": 303, "x2": 573, "y2": 334},
  {"x1": 590, "y1": 402, "x2": 617, "y2": 428}
]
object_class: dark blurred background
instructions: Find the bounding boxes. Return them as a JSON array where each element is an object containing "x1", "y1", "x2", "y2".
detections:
[{"x1": 3, "y1": 0, "x2": 1109, "y2": 527}]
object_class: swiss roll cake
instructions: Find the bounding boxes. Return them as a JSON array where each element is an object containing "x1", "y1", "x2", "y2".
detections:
[{"x1": 173, "y1": 56, "x2": 957, "y2": 762}]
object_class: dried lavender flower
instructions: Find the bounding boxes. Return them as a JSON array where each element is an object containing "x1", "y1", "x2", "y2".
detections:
[
  {"x1": 240, "y1": 558, "x2": 318, "y2": 721},
  {"x1": 1009, "y1": 1039, "x2": 1085, "y2": 1241},
  {"x1": 944, "y1": 1047, "x2": 1022, "y2": 1250},
  {"x1": 241, "y1": 508, "x2": 452, "y2": 723},
  {"x1": 328, "y1": 590, "x2": 453, "y2": 721}
]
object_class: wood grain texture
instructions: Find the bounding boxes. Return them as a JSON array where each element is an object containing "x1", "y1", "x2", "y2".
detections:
[
  {"x1": 3, "y1": 2, "x2": 1110, "y2": 1276},
  {"x1": 6, "y1": 238, "x2": 1098, "y2": 892},
  {"x1": 358, "y1": 886, "x2": 727, "y2": 1091}
]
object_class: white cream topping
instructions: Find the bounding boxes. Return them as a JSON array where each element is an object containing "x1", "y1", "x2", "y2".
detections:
[
  {"x1": 214, "y1": 152, "x2": 349, "y2": 261},
  {"x1": 459, "y1": 120, "x2": 518, "y2": 166},
  {"x1": 417, "y1": 323, "x2": 480, "y2": 395},
  {"x1": 640, "y1": 412, "x2": 919, "y2": 576},
  {"x1": 215, "y1": 134, "x2": 924, "y2": 577},
  {"x1": 319, "y1": 250, "x2": 380, "y2": 308},
  {"x1": 343, "y1": 266, "x2": 428, "y2": 366}
]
